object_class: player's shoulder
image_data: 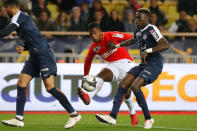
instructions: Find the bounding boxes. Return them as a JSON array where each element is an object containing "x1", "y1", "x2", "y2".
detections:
[
  {"x1": 146, "y1": 24, "x2": 160, "y2": 33},
  {"x1": 90, "y1": 42, "x2": 97, "y2": 49}
]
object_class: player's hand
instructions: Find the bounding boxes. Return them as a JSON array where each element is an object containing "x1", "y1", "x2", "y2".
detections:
[
  {"x1": 141, "y1": 51, "x2": 147, "y2": 64},
  {"x1": 16, "y1": 46, "x2": 25, "y2": 54},
  {"x1": 107, "y1": 41, "x2": 116, "y2": 49}
]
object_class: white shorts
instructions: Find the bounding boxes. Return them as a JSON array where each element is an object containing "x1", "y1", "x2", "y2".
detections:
[{"x1": 104, "y1": 59, "x2": 136, "y2": 81}]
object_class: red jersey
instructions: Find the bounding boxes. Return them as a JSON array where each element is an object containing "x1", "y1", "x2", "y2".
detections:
[{"x1": 84, "y1": 31, "x2": 133, "y2": 75}]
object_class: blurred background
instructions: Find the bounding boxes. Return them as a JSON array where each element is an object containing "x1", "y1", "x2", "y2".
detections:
[{"x1": 0, "y1": 0, "x2": 196, "y2": 63}]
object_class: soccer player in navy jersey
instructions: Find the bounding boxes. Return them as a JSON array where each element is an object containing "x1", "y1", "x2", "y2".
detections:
[
  {"x1": 95, "y1": 8, "x2": 169, "y2": 129},
  {"x1": 1, "y1": 0, "x2": 81, "y2": 129}
]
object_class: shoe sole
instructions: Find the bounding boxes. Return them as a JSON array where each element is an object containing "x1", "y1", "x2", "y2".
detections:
[
  {"x1": 95, "y1": 115, "x2": 114, "y2": 125},
  {"x1": 77, "y1": 88, "x2": 90, "y2": 105},
  {"x1": 2, "y1": 121, "x2": 23, "y2": 128}
]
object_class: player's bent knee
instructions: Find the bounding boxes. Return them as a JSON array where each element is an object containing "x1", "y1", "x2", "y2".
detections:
[
  {"x1": 131, "y1": 84, "x2": 140, "y2": 93},
  {"x1": 125, "y1": 88, "x2": 132, "y2": 99},
  {"x1": 17, "y1": 79, "x2": 28, "y2": 87},
  {"x1": 45, "y1": 86, "x2": 54, "y2": 91},
  {"x1": 119, "y1": 82, "x2": 129, "y2": 89}
]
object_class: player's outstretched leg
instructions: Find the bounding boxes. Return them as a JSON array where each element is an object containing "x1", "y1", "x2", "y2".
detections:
[
  {"x1": 47, "y1": 87, "x2": 81, "y2": 129},
  {"x1": 78, "y1": 76, "x2": 104, "y2": 105},
  {"x1": 44, "y1": 75, "x2": 81, "y2": 129}
]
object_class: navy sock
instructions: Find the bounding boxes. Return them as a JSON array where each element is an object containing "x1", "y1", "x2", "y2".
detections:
[
  {"x1": 134, "y1": 89, "x2": 151, "y2": 120},
  {"x1": 47, "y1": 87, "x2": 75, "y2": 113},
  {"x1": 16, "y1": 87, "x2": 27, "y2": 116},
  {"x1": 110, "y1": 88, "x2": 126, "y2": 119}
]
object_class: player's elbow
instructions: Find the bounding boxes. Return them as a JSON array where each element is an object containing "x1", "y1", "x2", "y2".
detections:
[{"x1": 163, "y1": 42, "x2": 169, "y2": 50}]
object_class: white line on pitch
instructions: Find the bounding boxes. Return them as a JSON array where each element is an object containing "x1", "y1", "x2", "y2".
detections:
[{"x1": 116, "y1": 124, "x2": 197, "y2": 130}]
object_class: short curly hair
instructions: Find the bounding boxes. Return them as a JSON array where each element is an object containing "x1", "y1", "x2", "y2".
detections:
[{"x1": 137, "y1": 8, "x2": 151, "y2": 17}]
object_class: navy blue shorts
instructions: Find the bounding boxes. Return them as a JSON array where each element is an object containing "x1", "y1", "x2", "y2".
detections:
[
  {"x1": 128, "y1": 62, "x2": 163, "y2": 85},
  {"x1": 21, "y1": 49, "x2": 57, "y2": 79}
]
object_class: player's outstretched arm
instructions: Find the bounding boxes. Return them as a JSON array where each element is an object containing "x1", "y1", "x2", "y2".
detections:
[
  {"x1": 107, "y1": 38, "x2": 136, "y2": 49},
  {"x1": 0, "y1": 23, "x2": 18, "y2": 38},
  {"x1": 141, "y1": 37, "x2": 169, "y2": 64},
  {"x1": 147, "y1": 37, "x2": 169, "y2": 53}
]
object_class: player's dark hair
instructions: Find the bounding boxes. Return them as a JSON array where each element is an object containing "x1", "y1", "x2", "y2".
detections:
[
  {"x1": 137, "y1": 8, "x2": 151, "y2": 17},
  {"x1": 5, "y1": 0, "x2": 19, "y2": 7},
  {"x1": 88, "y1": 22, "x2": 101, "y2": 30}
]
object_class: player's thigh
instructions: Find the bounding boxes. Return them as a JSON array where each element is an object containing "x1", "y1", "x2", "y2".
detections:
[
  {"x1": 138, "y1": 64, "x2": 162, "y2": 85},
  {"x1": 117, "y1": 59, "x2": 136, "y2": 80},
  {"x1": 96, "y1": 68, "x2": 114, "y2": 82},
  {"x1": 21, "y1": 57, "x2": 40, "y2": 78},
  {"x1": 17, "y1": 73, "x2": 33, "y2": 87},
  {"x1": 39, "y1": 54, "x2": 57, "y2": 80},
  {"x1": 131, "y1": 77, "x2": 145, "y2": 92},
  {"x1": 100, "y1": 63, "x2": 120, "y2": 82},
  {"x1": 43, "y1": 75, "x2": 55, "y2": 90}
]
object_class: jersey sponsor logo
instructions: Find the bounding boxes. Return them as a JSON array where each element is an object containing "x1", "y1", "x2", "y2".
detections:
[
  {"x1": 112, "y1": 33, "x2": 123, "y2": 38},
  {"x1": 93, "y1": 46, "x2": 101, "y2": 53},
  {"x1": 101, "y1": 48, "x2": 117, "y2": 59},
  {"x1": 150, "y1": 29, "x2": 159, "y2": 40}
]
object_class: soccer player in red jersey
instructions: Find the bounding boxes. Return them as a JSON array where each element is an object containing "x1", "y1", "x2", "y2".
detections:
[{"x1": 78, "y1": 22, "x2": 138, "y2": 126}]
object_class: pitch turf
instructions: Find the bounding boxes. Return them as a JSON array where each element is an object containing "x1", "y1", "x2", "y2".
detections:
[{"x1": 0, "y1": 113, "x2": 197, "y2": 131}]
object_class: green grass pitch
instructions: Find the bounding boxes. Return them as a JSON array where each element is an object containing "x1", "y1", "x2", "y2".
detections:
[{"x1": 0, "y1": 114, "x2": 197, "y2": 131}]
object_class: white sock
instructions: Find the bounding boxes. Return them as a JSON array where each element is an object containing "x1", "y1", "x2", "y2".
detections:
[
  {"x1": 124, "y1": 96, "x2": 136, "y2": 115},
  {"x1": 70, "y1": 111, "x2": 78, "y2": 116},
  {"x1": 16, "y1": 115, "x2": 23, "y2": 120},
  {"x1": 89, "y1": 77, "x2": 104, "y2": 99}
]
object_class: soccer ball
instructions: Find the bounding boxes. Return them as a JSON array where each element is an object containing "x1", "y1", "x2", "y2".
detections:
[{"x1": 82, "y1": 75, "x2": 97, "y2": 92}]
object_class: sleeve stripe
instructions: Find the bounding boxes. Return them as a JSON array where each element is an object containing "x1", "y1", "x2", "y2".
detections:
[{"x1": 151, "y1": 25, "x2": 163, "y2": 42}]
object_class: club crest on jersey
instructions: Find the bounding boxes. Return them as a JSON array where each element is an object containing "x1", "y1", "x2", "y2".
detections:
[
  {"x1": 136, "y1": 31, "x2": 141, "y2": 37},
  {"x1": 143, "y1": 35, "x2": 147, "y2": 40},
  {"x1": 93, "y1": 46, "x2": 101, "y2": 52}
]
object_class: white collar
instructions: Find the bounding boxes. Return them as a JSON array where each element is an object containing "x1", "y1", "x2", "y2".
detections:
[
  {"x1": 140, "y1": 24, "x2": 151, "y2": 32},
  {"x1": 12, "y1": 10, "x2": 21, "y2": 19}
]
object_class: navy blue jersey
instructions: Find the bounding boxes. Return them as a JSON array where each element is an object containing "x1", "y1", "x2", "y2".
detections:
[
  {"x1": 133, "y1": 24, "x2": 163, "y2": 64},
  {"x1": 11, "y1": 11, "x2": 49, "y2": 54}
]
